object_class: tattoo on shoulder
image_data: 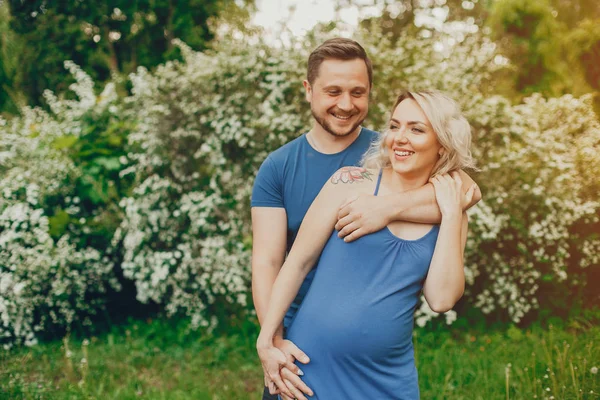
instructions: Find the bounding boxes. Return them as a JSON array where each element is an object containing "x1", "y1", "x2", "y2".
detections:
[{"x1": 330, "y1": 167, "x2": 374, "y2": 184}]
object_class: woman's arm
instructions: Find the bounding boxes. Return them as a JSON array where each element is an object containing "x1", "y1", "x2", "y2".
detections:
[
  {"x1": 422, "y1": 172, "x2": 469, "y2": 313},
  {"x1": 256, "y1": 167, "x2": 369, "y2": 395}
]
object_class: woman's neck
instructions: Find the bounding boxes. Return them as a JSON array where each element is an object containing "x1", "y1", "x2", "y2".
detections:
[{"x1": 382, "y1": 167, "x2": 432, "y2": 194}]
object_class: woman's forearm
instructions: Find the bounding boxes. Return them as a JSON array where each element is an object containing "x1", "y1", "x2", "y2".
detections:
[
  {"x1": 257, "y1": 260, "x2": 312, "y2": 347},
  {"x1": 423, "y1": 212, "x2": 466, "y2": 312}
]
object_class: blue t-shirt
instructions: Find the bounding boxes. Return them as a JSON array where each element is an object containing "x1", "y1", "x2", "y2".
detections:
[{"x1": 251, "y1": 127, "x2": 379, "y2": 328}]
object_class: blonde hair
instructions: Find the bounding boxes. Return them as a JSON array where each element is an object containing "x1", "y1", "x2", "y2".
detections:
[{"x1": 361, "y1": 90, "x2": 476, "y2": 176}]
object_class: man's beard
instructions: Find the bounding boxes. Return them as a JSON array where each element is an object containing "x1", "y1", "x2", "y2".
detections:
[{"x1": 311, "y1": 108, "x2": 365, "y2": 138}]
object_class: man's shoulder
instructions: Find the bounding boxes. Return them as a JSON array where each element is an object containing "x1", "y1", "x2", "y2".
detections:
[
  {"x1": 266, "y1": 134, "x2": 306, "y2": 165},
  {"x1": 362, "y1": 127, "x2": 380, "y2": 142}
]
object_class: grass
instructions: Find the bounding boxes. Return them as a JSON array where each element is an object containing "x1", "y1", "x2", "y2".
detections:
[{"x1": 1, "y1": 318, "x2": 598, "y2": 399}]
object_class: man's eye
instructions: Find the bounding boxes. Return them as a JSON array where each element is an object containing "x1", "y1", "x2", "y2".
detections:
[
  {"x1": 352, "y1": 91, "x2": 364, "y2": 97},
  {"x1": 327, "y1": 91, "x2": 340, "y2": 96},
  {"x1": 389, "y1": 124, "x2": 399, "y2": 130}
]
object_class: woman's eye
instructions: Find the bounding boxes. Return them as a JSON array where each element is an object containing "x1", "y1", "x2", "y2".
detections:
[{"x1": 412, "y1": 127, "x2": 425, "y2": 133}]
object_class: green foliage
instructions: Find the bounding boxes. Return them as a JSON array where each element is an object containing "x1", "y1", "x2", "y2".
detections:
[
  {"x1": 3, "y1": 0, "x2": 250, "y2": 111},
  {"x1": 1, "y1": 7, "x2": 599, "y2": 348},
  {"x1": 1, "y1": 318, "x2": 598, "y2": 399},
  {"x1": 488, "y1": 0, "x2": 600, "y2": 102}
]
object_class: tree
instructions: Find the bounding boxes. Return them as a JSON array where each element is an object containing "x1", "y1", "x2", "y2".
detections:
[
  {"x1": 5, "y1": 0, "x2": 254, "y2": 110},
  {"x1": 488, "y1": 0, "x2": 600, "y2": 103}
]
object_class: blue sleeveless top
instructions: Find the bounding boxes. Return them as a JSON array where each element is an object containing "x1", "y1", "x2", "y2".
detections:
[{"x1": 286, "y1": 169, "x2": 440, "y2": 400}]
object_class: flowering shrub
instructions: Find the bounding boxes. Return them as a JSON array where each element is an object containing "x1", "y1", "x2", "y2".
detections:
[
  {"x1": 0, "y1": 62, "x2": 123, "y2": 348},
  {"x1": 464, "y1": 93, "x2": 600, "y2": 322},
  {"x1": 112, "y1": 38, "x2": 309, "y2": 329},
  {"x1": 2, "y1": 24, "x2": 599, "y2": 347}
]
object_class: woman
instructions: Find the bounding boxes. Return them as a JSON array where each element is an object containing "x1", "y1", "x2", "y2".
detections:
[{"x1": 257, "y1": 90, "x2": 477, "y2": 399}]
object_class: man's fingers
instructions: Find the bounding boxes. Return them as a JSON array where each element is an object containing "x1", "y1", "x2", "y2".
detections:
[
  {"x1": 284, "y1": 378, "x2": 308, "y2": 400},
  {"x1": 270, "y1": 373, "x2": 294, "y2": 398},
  {"x1": 344, "y1": 227, "x2": 365, "y2": 243},
  {"x1": 282, "y1": 368, "x2": 314, "y2": 397},
  {"x1": 338, "y1": 195, "x2": 359, "y2": 218},
  {"x1": 287, "y1": 343, "x2": 310, "y2": 364},
  {"x1": 335, "y1": 214, "x2": 355, "y2": 231},
  {"x1": 268, "y1": 380, "x2": 277, "y2": 395},
  {"x1": 338, "y1": 221, "x2": 359, "y2": 238}
]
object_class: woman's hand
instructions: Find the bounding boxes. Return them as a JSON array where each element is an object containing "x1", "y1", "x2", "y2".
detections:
[
  {"x1": 257, "y1": 339, "x2": 300, "y2": 398},
  {"x1": 430, "y1": 171, "x2": 475, "y2": 218}
]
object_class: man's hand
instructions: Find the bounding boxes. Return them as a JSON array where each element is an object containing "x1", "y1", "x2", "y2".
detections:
[
  {"x1": 259, "y1": 337, "x2": 313, "y2": 399},
  {"x1": 271, "y1": 338, "x2": 313, "y2": 400},
  {"x1": 335, "y1": 194, "x2": 391, "y2": 242}
]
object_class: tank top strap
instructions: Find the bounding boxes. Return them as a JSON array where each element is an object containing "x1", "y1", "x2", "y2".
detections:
[{"x1": 373, "y1": 169, "x2": 383, "y2": 196}]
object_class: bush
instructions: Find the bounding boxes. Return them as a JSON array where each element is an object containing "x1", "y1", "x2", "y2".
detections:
[
  {"x1": 1, "y1": 23, "x2": 599, "y2": 347},
  {"x1": 0, "y1": 63, "x2": 126, "y2": 348}
]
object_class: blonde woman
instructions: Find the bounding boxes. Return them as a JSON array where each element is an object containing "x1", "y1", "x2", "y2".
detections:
[{"x1": 257, "y1": 90, "x2": 477, "y2": 400}]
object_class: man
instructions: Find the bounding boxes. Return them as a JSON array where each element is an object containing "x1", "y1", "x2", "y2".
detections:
[{"x1": 251, "y1": 38, "x2": 480, "y2": 400}]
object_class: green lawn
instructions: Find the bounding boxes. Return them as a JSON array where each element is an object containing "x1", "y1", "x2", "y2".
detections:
[{"x1": 1, "y1": 319, "x2": 598, "y2": 399}]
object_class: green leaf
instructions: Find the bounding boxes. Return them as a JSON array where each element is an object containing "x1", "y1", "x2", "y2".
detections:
[
  {"x1": 52, "y1": 135, "x2": 78, "y2": 150},
  {"x1": 48, "y1": 209, "x2": 70, "y2": 238},
  {"x1": 94, "y1": 157, "x2": 122, "y2": 171}
]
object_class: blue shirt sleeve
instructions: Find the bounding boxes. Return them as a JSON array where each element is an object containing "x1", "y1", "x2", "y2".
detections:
[{"x1": 251, "y1": 156, "x2": 284, "y2": 208}]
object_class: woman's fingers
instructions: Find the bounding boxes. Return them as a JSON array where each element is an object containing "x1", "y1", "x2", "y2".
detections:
[
  {"x1": 451, "y1": 170, "x2": 462, "y2": 187},
  {"x1": 464, "y1": 183, "x2": 476, "y2": 206},
  {"x1": 286, "y1": 342, "x2": 310, "y2": 365}
]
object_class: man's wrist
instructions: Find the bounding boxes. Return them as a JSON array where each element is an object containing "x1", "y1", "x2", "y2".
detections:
[{"x1": 273, "y1": 333, "x2": 285, "y2": 347}]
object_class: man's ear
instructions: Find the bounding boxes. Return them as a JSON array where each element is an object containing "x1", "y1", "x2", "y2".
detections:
[{"x1": 303, "y1": 80, "x2": 312, "y2": 103}]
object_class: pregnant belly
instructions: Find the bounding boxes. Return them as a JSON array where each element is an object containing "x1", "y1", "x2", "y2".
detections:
[{"x1": 287, "y1": 281, "x2": 416, "y2": 361}]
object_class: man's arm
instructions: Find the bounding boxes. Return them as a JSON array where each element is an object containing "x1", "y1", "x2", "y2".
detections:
[
  {"x1": 336, "y1": 170, "x2": 481, "y2": 242},
  {"x1": 251, "y1": 207, "x2": 312, "y2": 399},
  {"x1": 251, "y1": 207, "x2": 287, "y2": 328}
]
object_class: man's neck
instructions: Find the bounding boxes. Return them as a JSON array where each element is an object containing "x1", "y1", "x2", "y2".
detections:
[{"x1": 307, "y1": 125, "x2": 362, "y2": 155}]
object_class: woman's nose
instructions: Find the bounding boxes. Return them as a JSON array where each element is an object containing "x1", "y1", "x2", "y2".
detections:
[{"x1": 393, "y1": 127, "x2": 408, "y2": 143}]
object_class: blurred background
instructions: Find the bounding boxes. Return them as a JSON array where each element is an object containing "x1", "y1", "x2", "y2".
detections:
[{"x1": 0, "y1": 0, "x2": 599, "y2": 399}]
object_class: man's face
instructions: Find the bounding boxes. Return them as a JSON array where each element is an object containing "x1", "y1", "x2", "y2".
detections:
[{"x1": 303, "y1": 58, "x2": 370, "y2": 138}]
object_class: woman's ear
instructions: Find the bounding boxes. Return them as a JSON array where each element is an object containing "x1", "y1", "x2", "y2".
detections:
[{"x1": 438, "y1": 147, "x2": 446, "y2": 157}]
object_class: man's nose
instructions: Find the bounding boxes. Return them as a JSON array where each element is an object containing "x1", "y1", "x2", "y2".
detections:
[{"x1": 337, "y1": 93, "x2": 353, "y2": 112}]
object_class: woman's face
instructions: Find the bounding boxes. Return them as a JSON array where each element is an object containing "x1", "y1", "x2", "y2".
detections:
[{"x1": 384, "y1": 98, "x2": 443, "y2": 177}]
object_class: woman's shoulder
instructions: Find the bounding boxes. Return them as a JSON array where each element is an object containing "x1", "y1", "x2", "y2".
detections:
[
  {"x1": 329, "y1": 166, "x2": 378, "y2": 184},
  {"x1": 325, "y1": 166, "x2": 378, "y2": 196}
]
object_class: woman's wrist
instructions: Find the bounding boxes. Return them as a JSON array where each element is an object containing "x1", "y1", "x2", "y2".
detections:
[
  {"x1": 441, "y1": 209, "x2": 462, "y2": 222},
  {"x1": 257, "y1": 333, "x2": 274, "y2": 350}
]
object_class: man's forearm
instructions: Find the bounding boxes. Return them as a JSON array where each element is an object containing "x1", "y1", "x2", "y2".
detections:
[
  {"x1": 252, "y1": 264, "x2": 285, "y2": 339},
  {"x1": 390, "y1": 183, "x2": 443, "y2": 224},
  {"x1": 390, "y1": 171, "x2": 481, "y2": 224}
]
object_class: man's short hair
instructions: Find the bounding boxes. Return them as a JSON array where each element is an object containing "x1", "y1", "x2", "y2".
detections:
[{"x1": 307, "y1": 38, "x2": 373, "y2": 87}]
